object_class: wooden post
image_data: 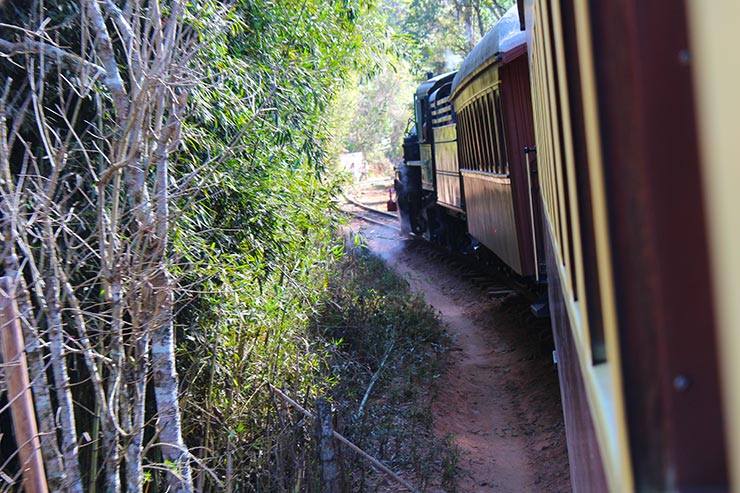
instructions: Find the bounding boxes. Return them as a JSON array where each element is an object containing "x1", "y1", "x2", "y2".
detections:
[
  {"x1": 0, "y1": 277, "x2": 48, "y2": 493},
  {"x1": 316, "y1": 399, "x2": 339, "y2": 493},
  {"x1": 269, "y1": 384, "x2": 420, "y2": 493}
]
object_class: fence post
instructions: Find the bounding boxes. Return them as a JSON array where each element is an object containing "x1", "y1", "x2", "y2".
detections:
[
  {"x1": 316, "y1": 398, "x2": 340, "y2": 493},
  {"x1": 0, "y1": 277, "x2": 48, "y2": 493}
]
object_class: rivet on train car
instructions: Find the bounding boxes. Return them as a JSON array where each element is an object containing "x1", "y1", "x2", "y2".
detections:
[
  {"x1": 673, "y1": 374, "x2": 691, "y2": 392},
  {"x1": 678, "y1": 49, "x2": 691, "y2": 66}
]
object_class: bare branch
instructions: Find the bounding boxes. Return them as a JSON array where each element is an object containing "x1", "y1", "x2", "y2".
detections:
[
  {"x1": 83, "y1": 0, "x2": 129, "y2": 117},
  {"x1": 0, "y1": 37, "x2": 104, "y2": 76}
]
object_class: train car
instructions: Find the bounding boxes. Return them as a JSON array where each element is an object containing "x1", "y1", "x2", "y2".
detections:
[
  {"x1": 448, "y1": 7, "x2": 542, "y2": 279},
  {"x1": 518, "y1": 0, "x2": 738, "y2": 490}
]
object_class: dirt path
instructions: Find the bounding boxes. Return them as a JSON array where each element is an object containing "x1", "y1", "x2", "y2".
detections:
[{"x1": 351, "y1": 209, "x2": 570, "y2": 492}]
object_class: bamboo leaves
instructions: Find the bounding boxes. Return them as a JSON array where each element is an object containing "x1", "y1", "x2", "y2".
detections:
[{"x1": 0, "y1": 0, "x2": 389, "y2": 489}]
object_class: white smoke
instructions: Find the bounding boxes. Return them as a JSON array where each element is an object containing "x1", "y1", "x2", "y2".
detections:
[{"x1": 444, "y1": 50, "x2": 464, "y2": 71}]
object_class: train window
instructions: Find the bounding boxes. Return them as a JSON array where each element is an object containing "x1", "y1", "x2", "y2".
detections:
[
  {"x1": 480, "y1": 96, "x2": 496, "y2": 173},
  {"x1": 414, "y1": 94, "x2": 422, "y2": 141},
  {"x1": 487, "y1": 93, "x2": 499, "y2": 174},
  {"x1": 463, "y1": 111, "x2": 473, "y2": 169},
  {"x1": 473, "y1": 99, "x2": 491, "y2": 171},
  {"x1": 462, "y1": 109, "x2": 472, "y2": 168},
  {"x1": 494, "y1": 90, "x2": 510, "y2": 175},
  {"x1": 542, "y1": 0, "x2": 580, "y2": 321},
  {"x1": 460, "y1": 111, "x2": 468, "y2": 168},
  {"x1": 484, "y1": 92, "x2": 499, "y2": 173},
  {"x1": 468, "y1": 106, "x2": 479, "y2": 170},
  {"x1": 459, "y1": 110, "x2": 467, "y2": 168},
  {"x1": 422, "y1": 98, "x2": 431, "y2": 142},
  {"x1": 559, "y1": 0, "x2": 606, "y2": 363},
  {"x1": 473, "y1": 100, "x2": 486, "y2": 172},
  {"x1": 463, "y1": 110, "x2": 474, "y2": 169}
]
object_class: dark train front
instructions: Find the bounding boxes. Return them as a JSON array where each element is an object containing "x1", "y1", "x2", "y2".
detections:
[
  {"x1": 398, "y1": 2, "x2": 740, "y2": 491},
  {"x1": 396, "y1": 71, "x2": 459, "y2": 244}
]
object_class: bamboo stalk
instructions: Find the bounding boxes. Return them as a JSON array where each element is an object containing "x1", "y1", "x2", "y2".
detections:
[
  {"x1": 0, "y1": 277, "x2": 49, "y2": 493},
  {"x1": 267, "y1": 383, "x2": 420, "y2": 493}
]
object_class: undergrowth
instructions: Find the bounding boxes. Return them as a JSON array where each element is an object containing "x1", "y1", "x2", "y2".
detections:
[
  {"x1": 315, "y1": 244, "x2": 456, "y2": 492},
  {"x1": 179, "y1": 234, "x2": 457, "y2": 491}
]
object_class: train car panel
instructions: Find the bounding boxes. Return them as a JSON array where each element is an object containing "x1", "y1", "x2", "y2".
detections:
[
  {"x1": 524, "y1": 0, "x2": 732, "y2": 490},
  {"x1": 499, "y1": 52, "x2": 540, "y2": 279},
  {"x1": 450, "y1": 9, "x2": 541, "y2": 277},
  {"x1": 432, "y1": 124, "x2": 461, "y2": 210},
  {"x1": 431, "y1": 87, "x2": 463, "y2": 211},
  {"x1": 585, "y1": 0, "x2": 728, "y2": 489},
  {"x1": 524, "y1": 0, "x2": 634, "y2": 490},
  {"x1": 545, "y1": 222, "x2": 609, "y2": 491},
  {"x1": 414, "y1": 72, "x2": 456, "y2": 193},
  {"x1": 419, "y1": 142, "x2": 434, "y2": 192},
  {"x1": 455, "y1": 67, "x2": 528, "y2": 274},
  {"x1": 687, "y1": 2, "x2": 740, "y2": 488},
  {"x1": 462, "y1": 170, "x2": 522, "y2": 273},
  {"x1": 401, "y1": 0, "x2": 736, "y2": 490}
]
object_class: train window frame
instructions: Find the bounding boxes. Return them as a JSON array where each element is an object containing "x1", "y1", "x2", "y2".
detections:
[
  {"x1": 475, "y1": 99, "x2": 489, "y2": 172},
  {"x1": 461, "y1": 111, "x2": 471, "y2": 169},
  {"x1": 557, "y1": 0, "x2": 606, "y2": 364},
  {"x1": 414, "y1": 94, "x2": 422, "y2": 142},
  {"x1": 493, "y1": 90, "x2": 510, "y2": 175},
  {"x1": 480, "y1": 94, "x2": 496, "y2": 173},
  {"x1": 485, "y1": 92, "x2": 499, "y2": 173}
]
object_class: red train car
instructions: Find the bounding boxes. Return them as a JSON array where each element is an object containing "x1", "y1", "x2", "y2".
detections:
[
  {"x1": 449, "y1": 7, "x2": 542, "y2": 278},
  {"x1": 402, "y1": 1, "x2": 740, "y2": 490},
  {"x1": 520, "y1": 0, "x2": 737, "y2": 490}
]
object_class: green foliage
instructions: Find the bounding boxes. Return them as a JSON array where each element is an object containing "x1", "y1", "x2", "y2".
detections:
[
  {"x1": 171, "y1": 0, "x2": 415, "y2": 490},
  {"x1": 328, "y1": 63, "x2": 416, "y2": 171},
  {"x1": 398, "y1": 0, "x2": 515, "y2": 76},
  {"x1": 326, "y1": 0, "x2": 514, "y2": 174},
  {"x1": 1, "y1": 0, "x2": 471, "y2": 488}
]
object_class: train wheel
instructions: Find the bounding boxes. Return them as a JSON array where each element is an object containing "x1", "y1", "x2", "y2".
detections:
[{"x1": 412, "y1": 215, "x2": 427, "y2": 235}]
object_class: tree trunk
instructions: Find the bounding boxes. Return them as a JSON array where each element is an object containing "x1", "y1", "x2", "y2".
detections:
[
  {"x1": 151, "y1": 272, "x2": 193, "y2": 492},
  {"x1": 45, "y1": 271, "x2": 84, "y2": 493},
  {"x1": 0, "y1": 94, "x2": 66, "y2": 490}
]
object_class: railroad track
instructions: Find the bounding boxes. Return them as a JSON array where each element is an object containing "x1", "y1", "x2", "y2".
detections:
[
  {"x1": 342, "y1": 194, "x2": 537, "y2": 305},
  {"x1": 342, "y1": 194, "x2": 401, "y2": 232},
  {"x1": 405, "y1": 240, "x2": 519, "y2": 300}
]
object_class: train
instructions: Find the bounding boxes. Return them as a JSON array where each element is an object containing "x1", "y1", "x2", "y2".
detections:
[{"x1": 395, "y1": 1, "x2": 740, "y2": 491}]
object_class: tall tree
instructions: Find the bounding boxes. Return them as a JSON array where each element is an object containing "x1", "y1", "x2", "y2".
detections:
[
  {"x1": 399, "y1": 0, "x2": 514, "y2": 76},
  {"x1": 1, "y1": 0, "x2": 196, "y2": 489}
]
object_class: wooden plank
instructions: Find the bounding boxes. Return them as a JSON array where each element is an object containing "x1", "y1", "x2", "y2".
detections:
[
  {"x1": 316, "y1": 399, "x2": 340, "y2": 493},
  {"x1": 544, "y1": 231, "x2": 608, "y2": 492},
  {"x1": 0, "y1": 277, "x2": 48, "y2": 493}
]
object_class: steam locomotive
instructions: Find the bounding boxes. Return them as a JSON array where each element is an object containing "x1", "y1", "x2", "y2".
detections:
[{"x1": 396, "y1": 2, "x2": 739, "y2": 491}]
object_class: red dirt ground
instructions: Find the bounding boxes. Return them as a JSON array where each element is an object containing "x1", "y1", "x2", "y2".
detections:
[{"x1": 349, "y1": 179, "x2": 571, "y2": 492}]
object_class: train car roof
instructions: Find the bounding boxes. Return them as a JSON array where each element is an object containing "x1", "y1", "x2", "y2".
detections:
[
  {"x1": 416, "y1": 71, "x2": 457, "y2": 99},
  {"x1": 450, "y1": 6, "x2": 526, "y2": 98}
]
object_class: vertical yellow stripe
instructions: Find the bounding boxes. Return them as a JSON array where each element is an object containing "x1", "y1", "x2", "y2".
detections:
[{"x1": 685, "y1": 1, "x2": 740, "y2": 487}]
